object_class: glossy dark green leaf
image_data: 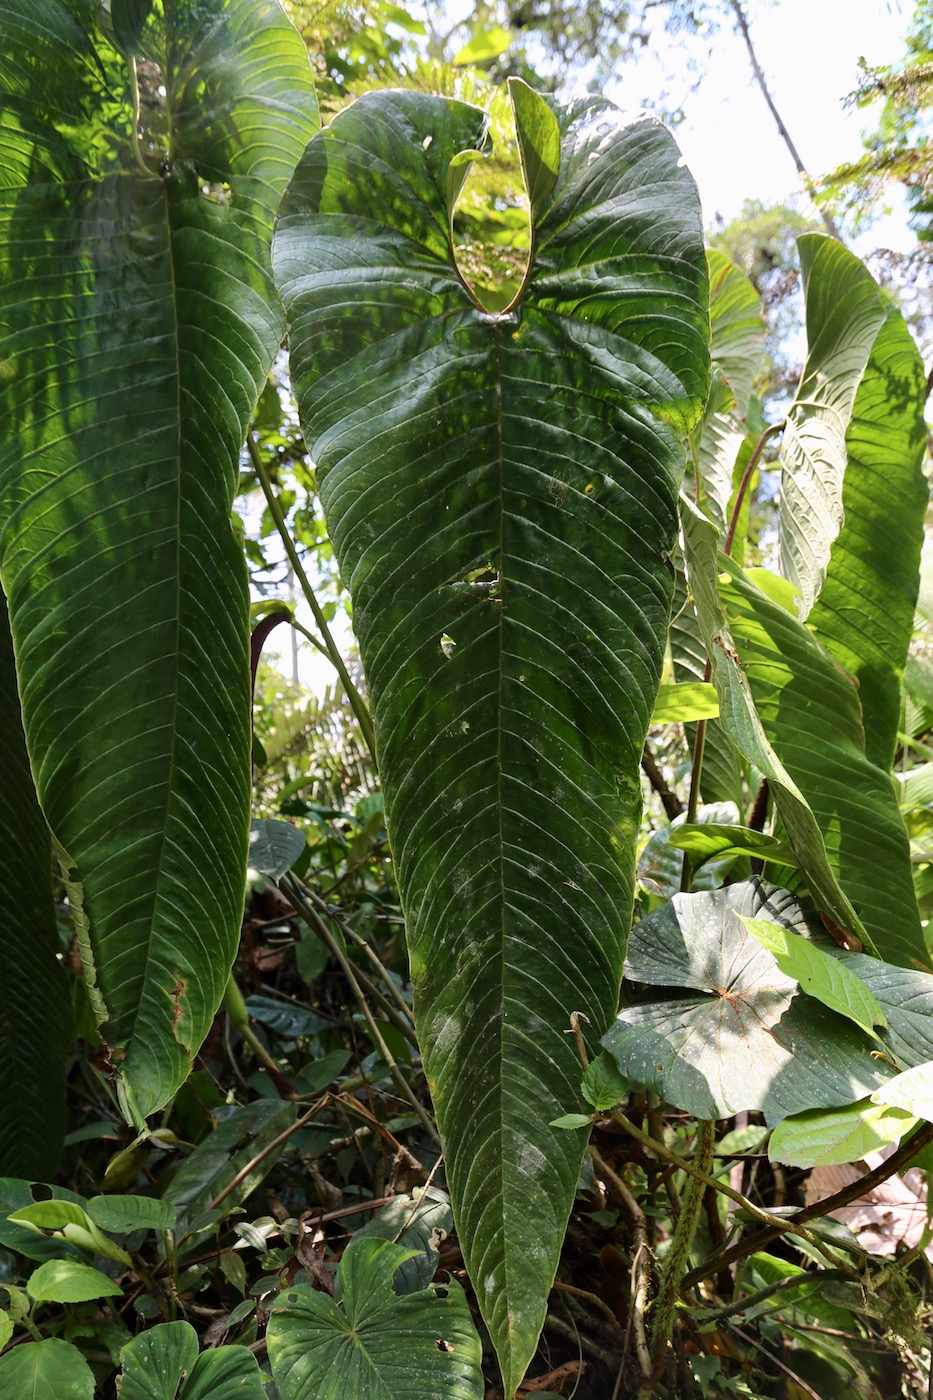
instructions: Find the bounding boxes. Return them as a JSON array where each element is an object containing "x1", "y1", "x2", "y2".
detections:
[
  {"x1": 778, "y1": 236, "x2": 888, "y2": 618},
  {"x1": 267, "y1": 1235, "x2": 483, "y2": 1400},
  {"x1": 274, "y1": 81, "x2": 708, "y2": 1393},
  {"x1": 719, "y1": 562, "x2": 926, "y2": 968},
  {"x1": 806, "y1": 299, "x2": 927, "y2": 768},
  {"x1": 0, "y1": 595, "x2": 71, "y2": 1177},
  {"x1": 118, "y1": 1320, "x2": 267, "y2": 1400},
  {"x1": 680, "y1": 496, "x2": 925, "y2": 965},
  {"x1": 604, "y1": 880, "x2": 889, "y2": 1120},
  {"x1": 0, "y1": 0, "x2": 318, "y2": 1121}
]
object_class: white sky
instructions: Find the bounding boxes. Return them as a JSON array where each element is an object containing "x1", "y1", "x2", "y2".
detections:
[{"x1": 609, "y1": 0, "x2": 914, "y2": 249}]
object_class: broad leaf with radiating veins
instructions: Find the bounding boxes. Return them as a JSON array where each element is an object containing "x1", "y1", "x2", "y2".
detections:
[
  {"x1": 273, "y1": 80, "x2": 709, "y2": 1395},
  {"x1": 604, "y1": 880, "x2": 890, "y2": 1121},
  {"x1": 267, "y1": 1235, "x2": 483, "y2": 1400},
  {"x1": 0, "y1": 0, "x2": 318, "y2": 1122}
]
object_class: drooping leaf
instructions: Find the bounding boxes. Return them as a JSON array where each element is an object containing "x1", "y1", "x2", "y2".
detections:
[
  {"x1": 769, "y1": 1098, "x2": 916, "y2": 1169},
  {"x1": 27, "y1": 1258, "x2": 123, "y2": 1304},
  {"x1": 0, "y1": 0, "x2": 318, "y2": 1121},
  {"x1": 689, "y1": 251, "x2": 764, "y2": 531},
  {"x1": 806, "y1": 300, "x2": 928, "y2": 769},
  {"x1": 872, "y1": 1061, "x2": 933, "y2": 1119},
  {"x1": 274, "y1": 81, "x2": 708, "y2": 1393},
  {"x1": 778, "y1": 236, "x2": 888, "y2": 618},
  {"x1": 719, "y1": 561, "x2": 926, "y2": 969},
  {"x1": 0, "y1": 1179, "x2": 85, "y2": 1262},
  {"x1": 638, "y1": 802, "x2": 745, "y2": 899},
  {"x1": 8, "y1": 1198, "x2": 132, "y2": 1265},
  {"x1": 667, "y1": 824, "x2": 796, "y2": 870},
  {"x1": 248, "y1": 818, "x2": 307, "y2": 880},
  {"x1": 267, "y1": 1235, "x2": 483, "y2": 1400},
  {"x1": 681, "y1": 496, "x2": 927, "y2": 968},
  {"x1": 118, "y1": 1320, "x2": 267, "y2": 1400},
  {"x1": 0, "y1": 594, "x2": 71, "y2": 1178},
  {"x1": 0, "y1": 1339, "x2": 95, "y2": 1400},
  {"x1": 739, "y1": 915, "x2": 886, "y2": 1036},
  {"x1": 604, "y1": 880, "x2": 889, "y2": 1121}
]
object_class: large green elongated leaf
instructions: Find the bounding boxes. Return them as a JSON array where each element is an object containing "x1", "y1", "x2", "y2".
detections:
[
  {"x1": 778, "y1": 236, "x2": 889, "y2": 619},
  {"x1": 0, "y1": 1, "x2": 318, "y2": 1120},
  {"x1": 719, "y1": 562, "x2": 926, "y2": 969},
  {"x1": 689, "y1": 251, "x2": 764, "y2": 530},
  {"x1": 680, "y1": 495, "x2": 864, "y2": 940},
  {"x1": 274, "y1": 81, "x2": 709, "y2": 1396},
  {"x1": 806, "y1": 301, "x2": 927, "y2": 769},
  {"x1": 669, "y1": 567, "x2": 746, "y2": 809},
  {"x1": 0, "y1": 594, "x2": 71, "y2": 1177}
]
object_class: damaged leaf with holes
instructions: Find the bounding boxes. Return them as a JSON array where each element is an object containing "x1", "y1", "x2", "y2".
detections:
[{"x1": 274, "y1": 78, "x2": 709, "y2": 1392}]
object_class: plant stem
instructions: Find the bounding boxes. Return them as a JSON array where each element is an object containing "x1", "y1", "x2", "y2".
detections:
[
  {"x1": 608, "y1": 1109, "x2": 860, "y2": 1278},
  {"x1": 726, "y1": 0, "x2": 842, "y2": 241},
  {"x1": 695, "y1": 1269, "x2": 852, "y2": 1326},
  {"x1": 680, "y1": 662, "x2": 711, "y2": 892},
  {"x1": 290, "y1": 889, "x2": 419, "y2": 1049},
  {"x1": 590, "y1": 1145, "x2": 653, "y2": 1387},
  {"x1": 247, "y1": 433, "x2": 376, "y2": 761},
  {"x1": 723, "y1": 420, "x2": 785, "y2": 557},
  {"x1": 283, "y1": 877, "x2": 440, "y2": 1145},
  {"x1": 649, "y1": 1119, "x2": 714, "y2": 1378},
  {"x1": 641, "y1": 745, "x2": 683, "y2": 820},
  {"x1": 298, "y1": 881, "x2": 416, "y2": 1037},
  {"x1": 681, "y1": 1117, "x2": 933, "y2": 1290}
]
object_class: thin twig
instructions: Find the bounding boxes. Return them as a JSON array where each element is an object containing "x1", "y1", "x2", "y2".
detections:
[
  {"x1": 609, "y1": 1110, "x2": 859, "y2": 1279},
  {"x1": 726, "y1": 0, "x2": 841, "y2": 241},
  {"x1": 206, "y1": 1098, "x2": 327, "y2": 1215},
  {"x1": 590, "y1": 1145, "x2": 653, "y2": 1386},
  {"x1": 247, "y1": 433, "x2": 376, "y2": 760},
  {"x1": 283, "y1": 876, "x2": 440, "y2": 1145},
  {"x1": 682, "y1": 1118, "x2": 933, "y2": 1290}
]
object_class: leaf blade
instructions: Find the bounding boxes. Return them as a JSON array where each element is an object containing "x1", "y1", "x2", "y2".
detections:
[
  {"x1": 0, "y1": 0, "x2": 319, "y2": 1118},
  {"x1": 274, "y1": 85, "x2": 709, "y2": 1394}
]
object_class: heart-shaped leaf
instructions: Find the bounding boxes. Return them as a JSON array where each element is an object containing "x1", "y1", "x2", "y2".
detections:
[
  {"x1": 267, "y1": 1235, "x2": 483, "y2": 1399},
  {"x1": 0, "y1": 1340, "x2": 94, "y2": 1400},
  {"x1": 604, "y1": 880, "x2": 889, "y2": 1120}
]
